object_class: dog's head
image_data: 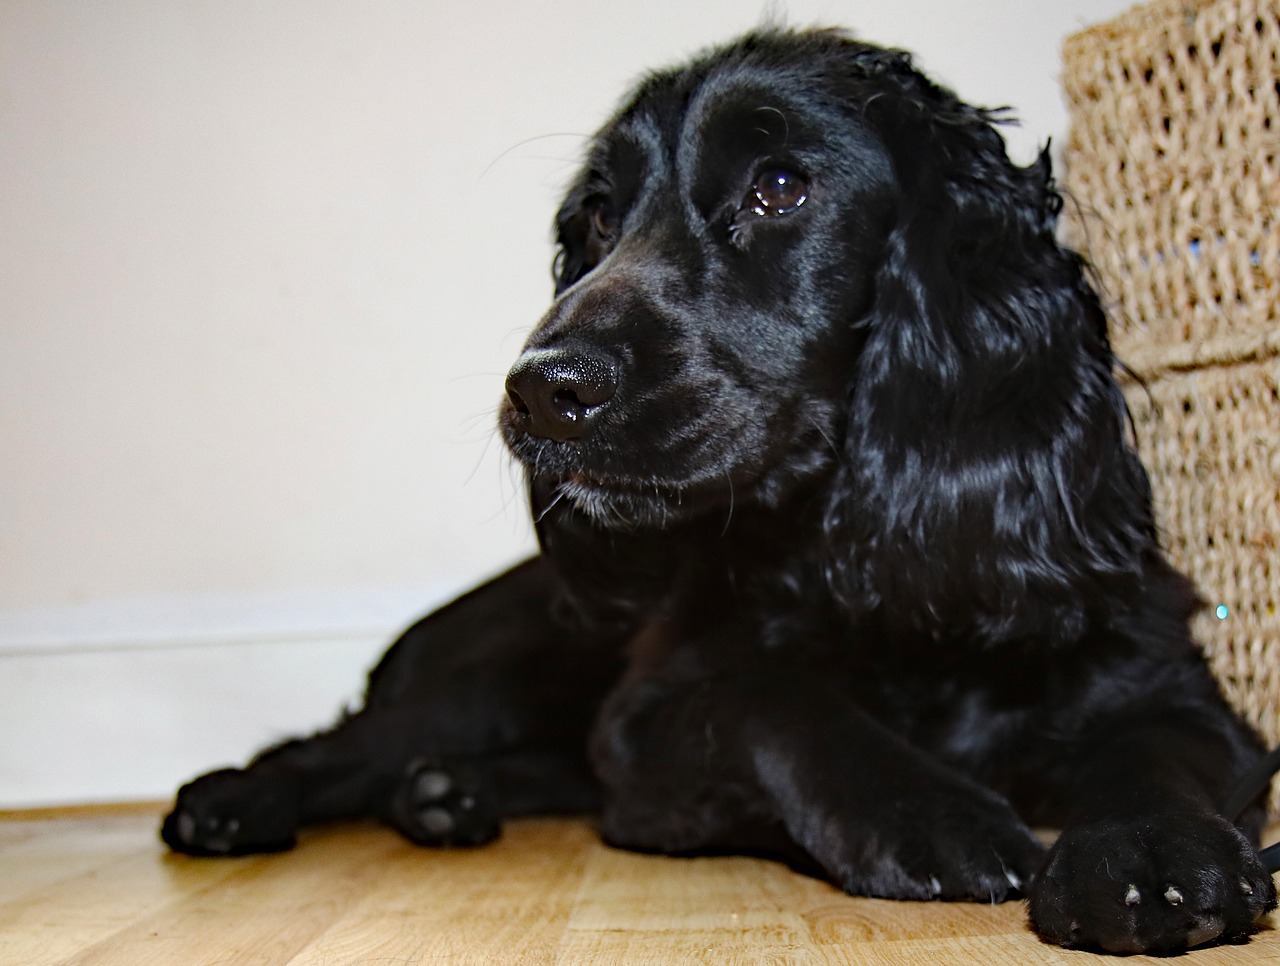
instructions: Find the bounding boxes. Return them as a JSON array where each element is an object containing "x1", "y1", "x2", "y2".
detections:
[
  {"x1": 501, "y1": 30, "x2": 909, "y2": 527},
  {"x1": 499, "y1": 28, "x2": 1155, "y2": 641}
]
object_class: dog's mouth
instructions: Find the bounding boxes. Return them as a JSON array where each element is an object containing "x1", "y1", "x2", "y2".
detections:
[
  {"x1": 499, "y1": 396, "x2": 729, "y2": 528},
  {"x1": 529, "y1": 465, "x2": 732, "y2": 530},
  {"x1": 508, "y1": 407, "x2": 842, "y2": 531},
  {"x1": 551, "y1": 471, "x2": 688, "y2": 527},
  {"x1": 563, "y1": 468, "x2": 610, "y2": 488},
  {"x1": 501, "y1": 379, "x2": 842, "y2": 531}
]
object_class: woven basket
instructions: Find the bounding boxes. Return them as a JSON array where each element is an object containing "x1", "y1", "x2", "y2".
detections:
[{"x1": 1061, "y1": 0, "x2": 1280, "y2": 811}]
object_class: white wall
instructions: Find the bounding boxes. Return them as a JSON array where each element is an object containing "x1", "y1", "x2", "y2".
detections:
[{"x1": 0, "y1": 0, "x2": 1139, "y2": 806}]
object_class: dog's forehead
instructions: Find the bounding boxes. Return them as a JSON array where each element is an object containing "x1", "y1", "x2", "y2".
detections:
[
  {"x1": 603, "y1": 57, "x2": 847, "y2": 183},
  {"x1": 684, "y1": 59, "x2": 833, "y2": 126}
]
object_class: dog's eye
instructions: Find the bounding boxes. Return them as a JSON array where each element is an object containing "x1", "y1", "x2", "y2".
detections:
[
  {"x1": 748, "y1": 168, "x2": 808, "y2": 216},
  {"x1": 590, "y1": 200, "x2": 619, "y2": 240}
]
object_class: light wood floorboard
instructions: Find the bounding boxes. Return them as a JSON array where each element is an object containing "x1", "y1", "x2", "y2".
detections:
[{"x1": 1, "y1": 806, "x2": 1276, "y2": 965}]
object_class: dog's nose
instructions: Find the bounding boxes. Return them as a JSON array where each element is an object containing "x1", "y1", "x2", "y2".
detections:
[{"x1": 505, "y1": 347, "x2": 619, "y2": 442}]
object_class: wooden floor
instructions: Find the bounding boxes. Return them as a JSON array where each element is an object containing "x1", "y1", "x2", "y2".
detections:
[{"x1": 1, "y1": 806, "x2": 1277, "y2": 965}]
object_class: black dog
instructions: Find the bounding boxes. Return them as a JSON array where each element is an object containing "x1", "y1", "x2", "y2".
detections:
[{"x1": 162, "y1": 28, "x2": 1276, "y2": 954}]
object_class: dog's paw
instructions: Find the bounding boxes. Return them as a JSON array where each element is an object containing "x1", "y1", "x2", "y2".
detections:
[
  {"x1": 388, "y1": 758, "x2": 500, "y2": 847},
  {"x1": 160, "y1": 768, "x2": 299, "y2": 856},
  {"x1": 820, "y1": 787, "x2": 1046, "y2": 902},
  {"x1": 1029, "y1": 812, "x2": 1277, "y2": 954}
]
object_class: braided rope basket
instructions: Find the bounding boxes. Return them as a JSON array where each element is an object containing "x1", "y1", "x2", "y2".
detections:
[{"x1": 1061, "y1": 0, "x2": 1280, "y2": 810}]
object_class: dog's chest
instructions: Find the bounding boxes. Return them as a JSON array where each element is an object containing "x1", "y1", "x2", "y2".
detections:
[{"x1": 848, "y1": 640, "x2": 1048, "y2": 770}]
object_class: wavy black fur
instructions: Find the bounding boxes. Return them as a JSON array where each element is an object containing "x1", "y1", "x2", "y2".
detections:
[{"x1": 162, "y1": 29, "x2": 1276, "y2": 955}]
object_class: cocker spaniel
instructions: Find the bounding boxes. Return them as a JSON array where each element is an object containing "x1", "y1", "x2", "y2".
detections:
[{"x1": 162, "y1": 28, "x2": 1277, "y2": 954}]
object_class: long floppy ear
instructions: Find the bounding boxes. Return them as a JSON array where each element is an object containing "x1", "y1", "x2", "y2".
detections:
[
  {"x1": 824, "y1": 54, "x2": 1159, "y2": 647},
  {"x1": 551, "y1": 167, "x2": 618, "y2": 295},
  {"x1": 551, "y1": 178, "x2": 593, "y2": 295}
]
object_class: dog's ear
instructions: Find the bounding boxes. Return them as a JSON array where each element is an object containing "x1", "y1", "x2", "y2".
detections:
[
  {"x1": 552, "y1": 180, "x2": 592, "y2": 295},
  {"x1": 824, "y1": 59, "x2": 1159, "y2": 646},
  {"x1": 553, "y1": 170, "x2": 620, "y2": 295}
]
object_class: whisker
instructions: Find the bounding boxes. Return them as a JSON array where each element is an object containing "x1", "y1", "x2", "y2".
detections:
[
  {"x1": 477, "y1": 133, "x2": 592, "y2": 184},
  {"x1": 473, "y1": 451, "x2": 528, "y2": 528},
  {"x1": 463, "y1": 429, "x2": 500, "y2": 486},
  {"x1": 534, "y1": 486, "x2": 567, "y2": 524},
  {"x1": 447, "y1": 371, "x2": 508, "y2": 385},
  {"x1": 721, "y1": 471, "x2": 735, "y2": 536},
  {"x1": 458, "y1": 407, "x2": 503, "y2": 443},
  {"x1": 755, "y1": 105, "x2": 791, "y2": 147},
  {"x1": 808, "y1": 417, "x2": 844, "y2": 464}
]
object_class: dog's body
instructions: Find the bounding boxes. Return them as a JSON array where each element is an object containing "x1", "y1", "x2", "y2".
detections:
[{"x1": 162, "y1": 29, "x2": 1276, "y2": 954}]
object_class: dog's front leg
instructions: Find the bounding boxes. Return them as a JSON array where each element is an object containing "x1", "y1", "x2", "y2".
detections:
[
  {"x1": 592, "y1": 669, "x2": 1044, "y2": 901},
  {"x1": 162, "y1": 557, "x2": 625, "y2": 856},
  {"x1": 1028, "y1": 719, "x2": 1277, "y2": 954}
]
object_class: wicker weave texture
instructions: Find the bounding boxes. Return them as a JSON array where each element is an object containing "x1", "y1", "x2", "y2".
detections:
[
  {"x1": 1062, "y1": 0, "x2": 1280, "y2": 376},
  {"x1": 1128, "y1": 361, "x2": 1280, "y2": 737},
  {"x1": 1062, "y1": 0, "x2": 1280, "y2": 810}
]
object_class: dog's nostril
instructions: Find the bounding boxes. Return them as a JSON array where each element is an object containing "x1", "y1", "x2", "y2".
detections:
[
  {"x1": 507, "y1": 387, "x2": 531, "y2": 417},
  {"x1": 551, "y1": 388, "x2": 586, "y2": 423}
]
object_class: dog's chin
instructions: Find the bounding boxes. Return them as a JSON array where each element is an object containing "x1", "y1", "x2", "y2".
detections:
[
  {"x1": 536, "y1": 470, "x2": 731, "y2": 530},
  {"x1": 513, "y1": 430, "x2": 842, "y2": 532}
]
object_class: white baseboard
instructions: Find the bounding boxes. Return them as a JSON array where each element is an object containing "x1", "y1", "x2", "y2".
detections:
[{"x1": 0, "y1": 585, "x2": 462, "y2": 808}]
